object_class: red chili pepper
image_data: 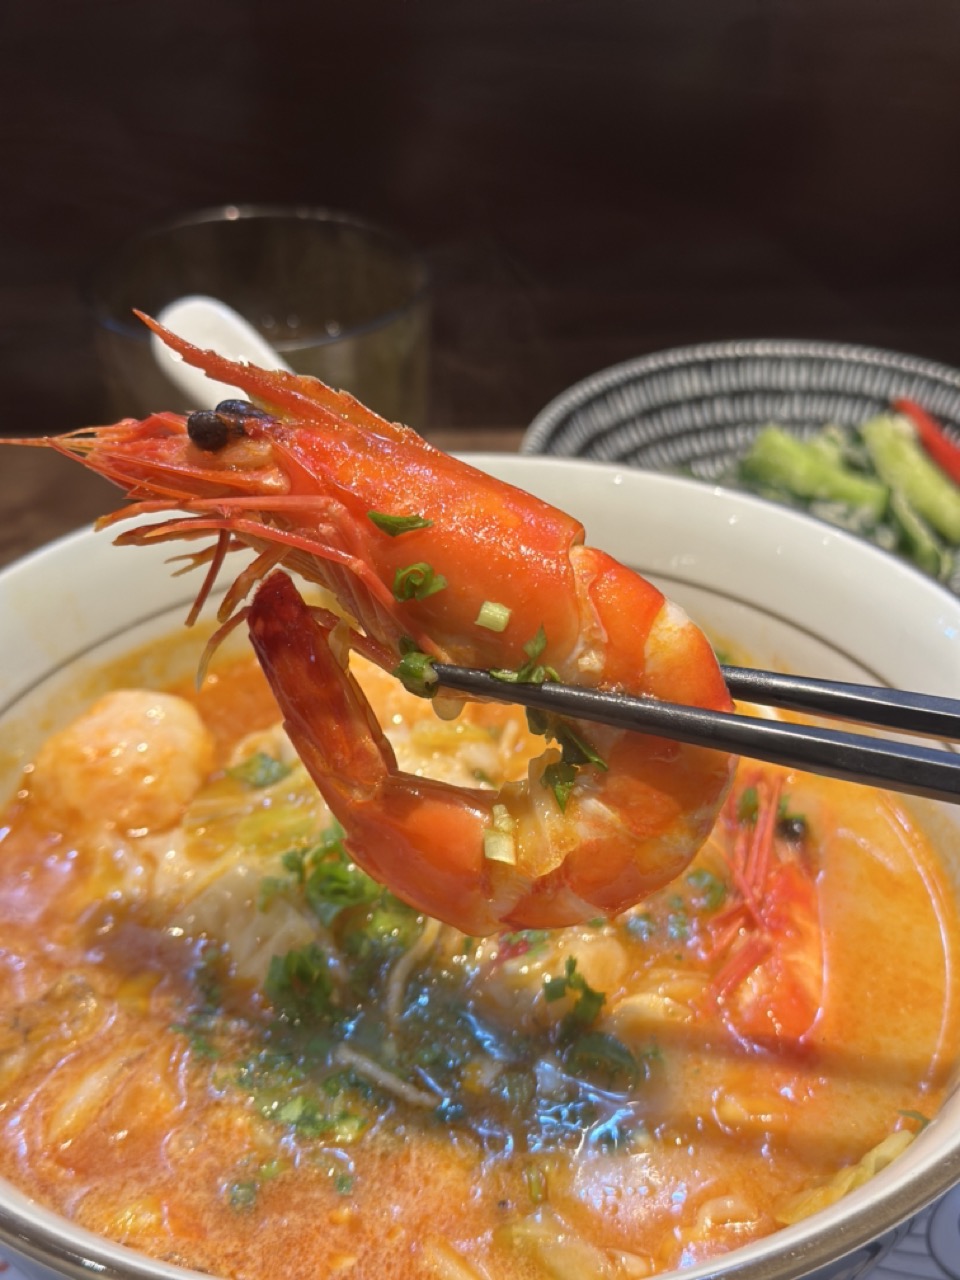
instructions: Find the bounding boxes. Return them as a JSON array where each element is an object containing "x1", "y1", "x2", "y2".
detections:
[{"x1": 893, "y1": 397, "x2": 960, "y2": 485}]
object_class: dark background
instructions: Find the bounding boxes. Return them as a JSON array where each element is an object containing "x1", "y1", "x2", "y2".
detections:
[{"x1": 2, "y1": 0, "x2": 960, "y2": 436}]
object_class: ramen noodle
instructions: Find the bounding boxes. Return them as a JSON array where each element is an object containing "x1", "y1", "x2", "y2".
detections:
[{"x1": 0, "y1": 647, "x2": 957, "y2": 1279}]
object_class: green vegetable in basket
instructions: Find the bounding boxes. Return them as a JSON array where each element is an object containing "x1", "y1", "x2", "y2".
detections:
[
  {"x1": 740, "y1": 427, "x2": 888, "y2": 517},
  {"x1": 860, "y1": 414, "x2": 960, "y2": 545},
  {"x1": 888, "y1": 490, "x2": 953, "y2": 580},
  {"x1": 735, "y1": 416, "x2": 960, "y2": 585}
]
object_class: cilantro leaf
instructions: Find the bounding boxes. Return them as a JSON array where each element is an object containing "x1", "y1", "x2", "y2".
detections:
[
  {"x1": 544, "y1": 955, "x2": 606, "y2": 1036},
  {"x1": 686, "y1": 867, "x2": 727, "y2": 911},
  {"x1": 227, "y1": 1180, "x2": 259, "y2": 1212},
  {"x1": 542, "y1": 760, "x2": 578, "y2": 811},
  {"x1": 265, "y1": 944, "x2": 338, "y2": 1022},
  {"x1": 261, "y1": 827, "x2": 380, "y2": 927},
  {"x1": 555, "y1": 722, "x2": 608, "y2": 771},
  {"x1": 563, "y1": 1031, "x2": 643, "y2": 1088},
  {"x1": 490, "y1": 626, "x2": 560, "y2": 686},
  {"x1": 537, "y1": 719, "x2": 608, "y2": 811},
  {"x1": 625, "y1": 912, "x2": 655, "y2": 942},
  {"x1": 227, "y1": 751, "x2": 292, "y2": 789},
  {"x1": 305, "y1": 855, "x2": 380, "y2": 926}
]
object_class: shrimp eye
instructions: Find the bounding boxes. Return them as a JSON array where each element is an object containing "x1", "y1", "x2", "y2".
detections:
[
  {"x1": 188, "y1": 398, "x2": 273, "y2": 452},
  {"x1": 187, "y1": 410, "x2": 235, "y2": 453},
  {"x1": 214, "y1": 399, "x2": 272, "y2": 422}
]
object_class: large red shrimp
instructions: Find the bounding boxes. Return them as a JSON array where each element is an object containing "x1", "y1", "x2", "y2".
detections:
[{"x1": 4, "y1": 317, "x2": 736, "y2": 934}]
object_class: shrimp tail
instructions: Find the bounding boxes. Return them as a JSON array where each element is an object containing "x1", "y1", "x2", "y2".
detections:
[
  {"x1": 248, "y1": 571, "x2": 513, "y2": 935},
  {"x1": 248, "y1": 571, "x2": 393, "y2": 800}
]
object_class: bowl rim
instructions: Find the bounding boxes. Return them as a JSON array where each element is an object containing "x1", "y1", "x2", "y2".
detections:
[{"x1": 2, "y1": 455, "x2": 960, "y2": 1280}]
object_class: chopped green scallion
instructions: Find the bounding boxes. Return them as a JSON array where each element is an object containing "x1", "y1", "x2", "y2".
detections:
[
  {"x1": 483, "y1": 805, "x2": 517, "y2": 864},
  {"x1": 367, "y1": 511, "x2": 433, "y2": 536},
  {"x1": 393, "y1": 641, "x2": 439, "y2": 698},
  {"x1": 483, "y1": 830, "x2": 516, "y2": 864},
  {"x1": 393, "y1": 562, "x2": 447, "y2": 601},
  {"x1": 475, "y1": 600, "x2": 512, "y2": 632},
  {"x1": 523, "y1": 1164, "x2": 547, "y2": 1204},
  {"x1": 898, "y1": 1109, "x2": 931, "y2": 1130},
  {"x1": 736, "y1": 786, "x2": 759, "y2": 824}
]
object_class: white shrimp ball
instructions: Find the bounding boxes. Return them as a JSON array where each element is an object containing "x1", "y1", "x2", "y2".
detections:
[{"x1": 29, "y1": 690, "x2": 215, "y2": 834}]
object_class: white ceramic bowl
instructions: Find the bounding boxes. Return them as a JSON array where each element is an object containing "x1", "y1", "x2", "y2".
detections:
[{"x1": 2, "y1": 456, "x2": 960, "y2": 1280}]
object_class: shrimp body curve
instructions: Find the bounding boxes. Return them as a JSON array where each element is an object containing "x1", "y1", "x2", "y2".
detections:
[{"x1": 7, "y1": 318, "x2": 736, "y2": 934}]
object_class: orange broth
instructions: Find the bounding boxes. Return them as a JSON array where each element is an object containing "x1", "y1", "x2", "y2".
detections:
[{"x1": 0, "y1": 652, "x2": 957, "y2": 1279}]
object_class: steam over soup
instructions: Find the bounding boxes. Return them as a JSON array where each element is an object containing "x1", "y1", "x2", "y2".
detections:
[{"x1": 0, "y1": 644, "x2": 957, "y2": 1280}]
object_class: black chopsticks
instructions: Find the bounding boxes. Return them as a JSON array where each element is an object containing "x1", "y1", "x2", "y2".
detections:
[
  {"x1": 719, "y1": 666, "x2": 960, "y2": 739},
  {"x1": 431, "y1": 664, "x2": 960, "y2": 805}
]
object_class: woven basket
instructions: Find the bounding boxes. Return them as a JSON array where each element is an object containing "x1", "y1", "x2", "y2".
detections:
[{"x1": 522, "y1": 339, "x2": 960, "y2": 478}]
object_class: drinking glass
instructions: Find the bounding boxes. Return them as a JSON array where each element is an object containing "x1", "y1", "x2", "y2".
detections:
[{"x1": 89, "y1": 205, "x2": 430, "y2": 428}]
